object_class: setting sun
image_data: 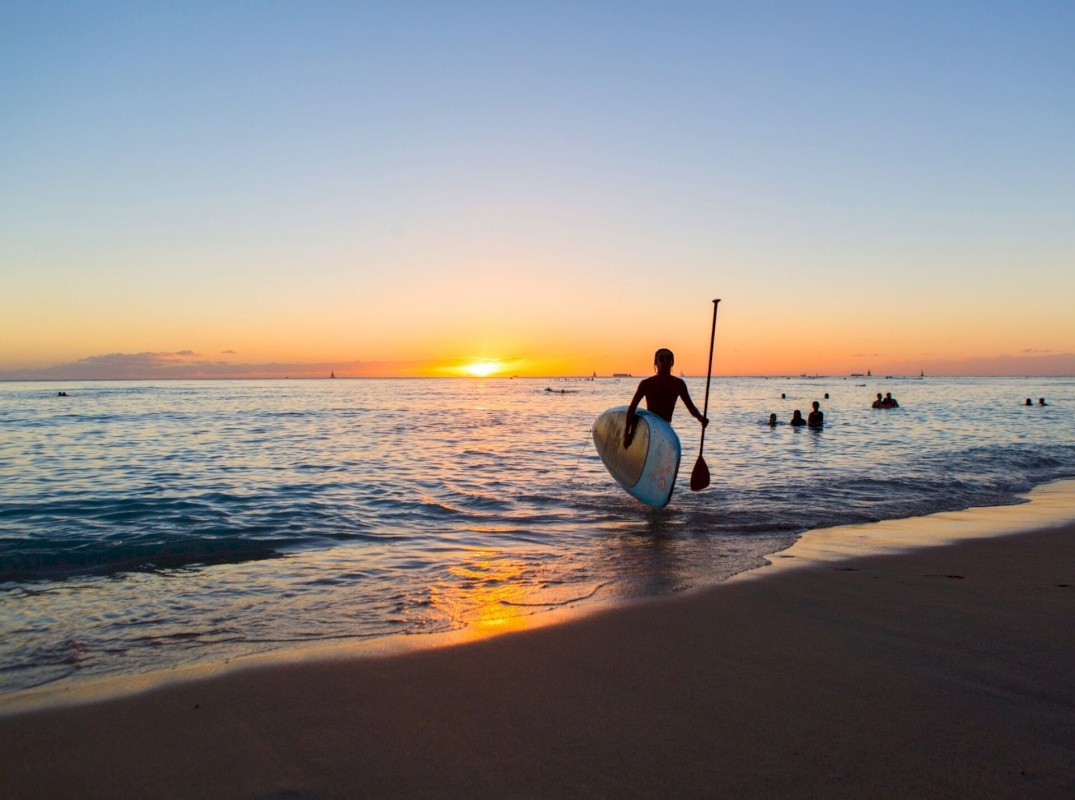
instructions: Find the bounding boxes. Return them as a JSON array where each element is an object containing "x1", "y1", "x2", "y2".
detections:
[{"x1": 461, "y1": 361, "x2": 503, "y2": 377}]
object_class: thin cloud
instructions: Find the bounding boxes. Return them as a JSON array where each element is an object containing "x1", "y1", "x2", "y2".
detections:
[
  {"x1": 0, "y1": 351, "x2": 421, "y2": 380},
  {"x1": 885, "y1": 352, "x2": 1075, "y2": 377}
]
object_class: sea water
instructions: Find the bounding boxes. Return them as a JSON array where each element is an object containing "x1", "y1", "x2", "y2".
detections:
[{"x1": 1, "y1": 376, "x2": 1073, "y2": 694}]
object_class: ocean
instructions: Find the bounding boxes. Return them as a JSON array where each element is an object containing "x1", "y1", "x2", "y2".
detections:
[{"x1": 1, "y1": 376, "x2": 1073, "y2": 695}]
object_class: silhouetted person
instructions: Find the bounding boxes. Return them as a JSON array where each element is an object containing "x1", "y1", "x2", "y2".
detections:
[
  {"x1": 872, "y1": 393, "x2": 884, "y2": 409},
  {"x1": 808, "y1": 401, "x2": 824, "y2": 428},
  {"x1": 1026, "y1": 398, "x2": 1033, "y2": 406},
  {"x1": 781, "y1": 393, "x2": 786, "y2": 399},
  {"x1": 1039, "y1": 398, "x2": 1048, "y2": 406},
  {"x1": 882, "y1": 392, "x2": 899, "y2": 408},
  {"x1": 623, "y1": 348, "x2": 708, "y2": 448},
  {"x1": 790, "y1": 410, "x2": 806, "y2": 427},
  {"x1": 768, "y1": 413, "x2": 778, "y2": 427}
]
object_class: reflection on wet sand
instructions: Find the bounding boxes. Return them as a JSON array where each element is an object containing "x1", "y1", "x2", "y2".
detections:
[{"x1": 431, "y1": 550, "x2": 603, "y2": 640}]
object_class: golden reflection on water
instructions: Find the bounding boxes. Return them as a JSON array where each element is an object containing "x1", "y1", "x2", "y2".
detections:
[{"x1": 430, "y1": 550, "x2": 554, "y2": 639}]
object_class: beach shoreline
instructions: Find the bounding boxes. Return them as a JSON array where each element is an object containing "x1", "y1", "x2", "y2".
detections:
[
  {"x1": 1, "y1": 481, "x2": 1073, "y2": 797},
  {"x1": 6, "y1": 479, "x2": 1074, "y2": 718}
]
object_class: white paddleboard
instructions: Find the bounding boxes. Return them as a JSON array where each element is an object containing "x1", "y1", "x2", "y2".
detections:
[{"x1": 592, "y1": 406, "x2": 681, "y2": 509}]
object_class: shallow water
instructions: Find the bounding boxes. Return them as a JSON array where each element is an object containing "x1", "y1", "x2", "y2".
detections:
[{"x1": 1, "y1": 376, "x2": 1073, "y2": 693}]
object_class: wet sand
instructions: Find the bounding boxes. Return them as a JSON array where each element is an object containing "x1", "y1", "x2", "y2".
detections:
[{"x1": 2, "y1": 488, "x2": 1073, "y2": 798}]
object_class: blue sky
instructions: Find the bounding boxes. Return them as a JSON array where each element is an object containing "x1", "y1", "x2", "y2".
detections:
[{"x1": 3, "y1": 2, "x2": 1073, "y2": 377}]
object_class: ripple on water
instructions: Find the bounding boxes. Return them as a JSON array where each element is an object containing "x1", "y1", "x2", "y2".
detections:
[{"x1": 1, "y1": 377, "x2": 1074, "y2": 693}]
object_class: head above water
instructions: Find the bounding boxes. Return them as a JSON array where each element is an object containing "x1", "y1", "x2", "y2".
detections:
[{"x1": 654, "y1": 348, "x2": 674, "y2": 368}]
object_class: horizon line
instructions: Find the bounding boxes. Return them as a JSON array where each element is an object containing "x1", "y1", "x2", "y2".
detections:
[{"x1": 3, "y1": 374, "x2": 1072, "y2": 383}]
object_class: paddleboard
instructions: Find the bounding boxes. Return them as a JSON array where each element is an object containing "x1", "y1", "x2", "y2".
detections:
[{"x1": 592, "y1": 406, "x2": 681, "y2": 509}]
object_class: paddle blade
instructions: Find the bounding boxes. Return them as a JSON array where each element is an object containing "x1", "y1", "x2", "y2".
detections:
[{"x1": 689, "y1": 456, "x2": 710, "y2": 491}]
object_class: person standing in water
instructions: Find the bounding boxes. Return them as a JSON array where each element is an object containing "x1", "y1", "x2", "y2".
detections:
[
  {"x1": 808, "y1": 400, "x2": 824, "y2": 428},
  {"x1": 623, "y1": 348, "x2": 708, "y2": 448}
]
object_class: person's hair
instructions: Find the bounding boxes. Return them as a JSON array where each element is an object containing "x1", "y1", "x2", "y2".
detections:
[{"x1": 654, "y1": 348, "x2": 674, "y2": 366}]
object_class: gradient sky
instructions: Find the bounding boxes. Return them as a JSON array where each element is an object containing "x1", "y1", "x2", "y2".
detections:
[{"x1": 2, "y1": 2, "x2": 1073, "y2": 378}]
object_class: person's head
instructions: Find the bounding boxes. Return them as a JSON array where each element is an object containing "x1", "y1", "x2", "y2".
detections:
[
  {"x1": 1039, "y1": 398, "x2": 1046, "y2": 405},
  {"x1": 885, "y1": 392, "x2": 892, "y2": 399},
  {"x1": 824, "y1": 393, "x2": 829, "y2": 399},
  {"x1": 812, "y1": 401, "x2": 820, "y2": 410},
  {"x1": 877, "y1": 393, "x2": 883, "y2": 400},
  {"x1": 1026, "y1": 398, "x2": 1033, "y2": 405},
  {"x1": 654, "y1": 348, "x2": 674, "y2": 372},
  {"x1": 768, "y1": 413, "x2": 777, "y2": 425},
  {"x1": 792, "y1": 409, "x2": 803, "y2": 419}
]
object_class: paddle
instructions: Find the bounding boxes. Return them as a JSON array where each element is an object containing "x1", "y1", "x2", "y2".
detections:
[{"x1": 690, "y1": 298, "x2": 720, "y2": 491}]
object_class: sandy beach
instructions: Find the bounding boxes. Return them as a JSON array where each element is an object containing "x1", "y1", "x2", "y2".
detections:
[{"x1": 2, "y1": 494, "x2": 1073, "y2": 799}]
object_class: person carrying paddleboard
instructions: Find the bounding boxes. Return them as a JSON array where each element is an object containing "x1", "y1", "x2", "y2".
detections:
[{"x1": 623, "y1": 348, "x2": 708, "y2": 448}]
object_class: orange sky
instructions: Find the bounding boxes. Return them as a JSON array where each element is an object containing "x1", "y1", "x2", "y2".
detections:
[{"x1": 2, "y1": 5, "x2": 1073, "y2": 380}]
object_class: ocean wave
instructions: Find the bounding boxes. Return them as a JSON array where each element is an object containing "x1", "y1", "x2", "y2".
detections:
[{"x1": 1, "y1": 376, "x2": 1073, "y2": 694}]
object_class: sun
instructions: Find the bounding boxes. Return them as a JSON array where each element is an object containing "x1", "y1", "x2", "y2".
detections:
[{"x1": 462, "y1": 360, "x2": 502, "y2": 377}]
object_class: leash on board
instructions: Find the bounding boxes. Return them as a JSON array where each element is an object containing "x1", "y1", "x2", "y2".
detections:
[{"x1": 567, "y1": 425, "x2": 594, "y2": 483}]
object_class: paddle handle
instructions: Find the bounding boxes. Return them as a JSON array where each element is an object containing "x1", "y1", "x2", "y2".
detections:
[{"x1": 698, "y1": 299, "x2": 720, "y2": 455}]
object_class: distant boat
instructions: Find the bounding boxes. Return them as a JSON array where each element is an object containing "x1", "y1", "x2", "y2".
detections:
[
  {"x1": 612, "y1": 373, "x2": 632, "y2": 378},
  {"x1": 330, "y1": 371, "x2": 336, "y2": 378}
]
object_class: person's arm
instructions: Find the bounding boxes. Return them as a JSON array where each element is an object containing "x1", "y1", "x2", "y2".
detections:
[
  {"x1": 677, "y1": 379, "x2": 709, "y2": 427},
  {"x1": 624, "y1": 382, "x2": 646, "y2": 448}
]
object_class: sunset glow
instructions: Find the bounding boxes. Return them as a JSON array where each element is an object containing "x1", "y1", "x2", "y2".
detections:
[
  {"x1": 430, "y1": 550, "x2": 570, "y2": 640},
  {"x1": 460, "y1": 361, "x2": 504, "y2": 378},
  {"x1": 1, "y1": 5, "x2": 1072, "y2": 380}
]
